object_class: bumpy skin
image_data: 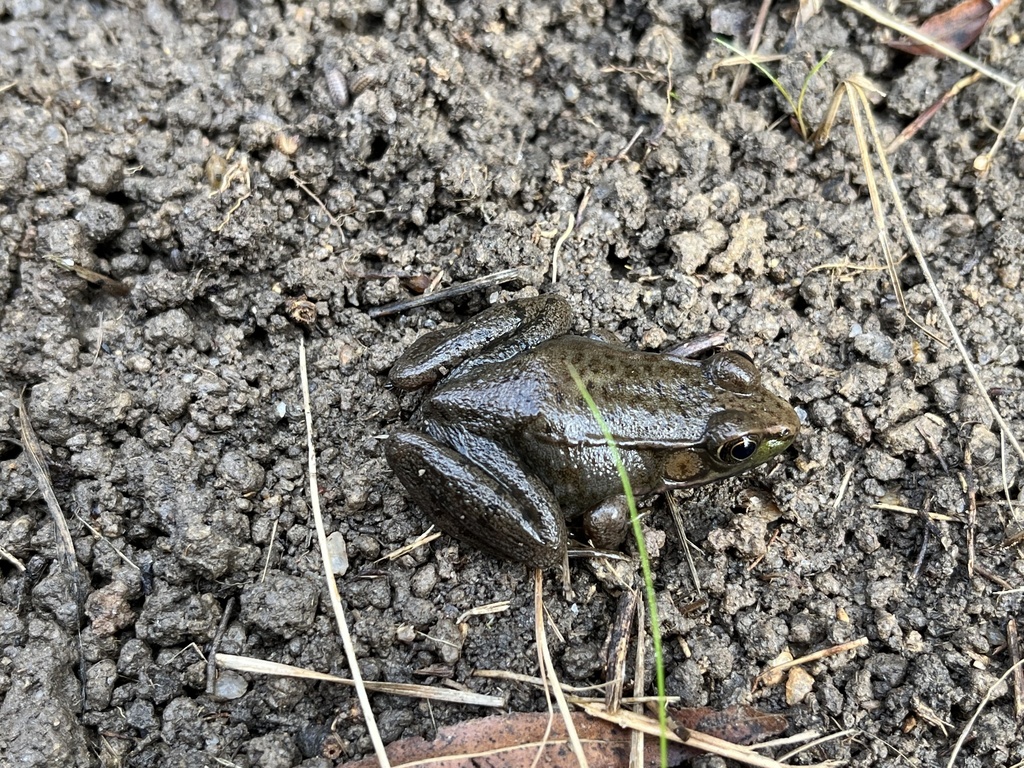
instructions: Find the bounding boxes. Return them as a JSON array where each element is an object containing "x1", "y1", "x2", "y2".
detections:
[{"x1": 386, "y1": 296, "x2": 800, "y2": 567}]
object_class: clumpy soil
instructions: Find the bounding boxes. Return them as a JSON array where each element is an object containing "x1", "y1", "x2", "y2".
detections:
[{"x1": 1, "y1": 0, "x2": 1022, "y2": 766}]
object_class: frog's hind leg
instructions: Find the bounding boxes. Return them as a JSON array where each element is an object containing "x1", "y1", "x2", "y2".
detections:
[
  {"x1": 389, "y1": 295, "x2": 571, "y2": 389},
  {"x1": 385, "y1": 429, "x2": 566, "y2": 568}
]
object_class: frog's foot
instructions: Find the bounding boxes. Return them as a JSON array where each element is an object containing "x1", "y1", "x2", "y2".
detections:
[
  {"x1": 584, "y1": 496, "x2": 632, "y2": 550},
  {"x1": 385, "y1": 429, "x2": 567, "y2": 568}
]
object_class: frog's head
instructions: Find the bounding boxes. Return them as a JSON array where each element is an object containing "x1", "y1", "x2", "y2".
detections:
[{"x1": 664, "y1": 351, "x2": 800, "y2": 487}]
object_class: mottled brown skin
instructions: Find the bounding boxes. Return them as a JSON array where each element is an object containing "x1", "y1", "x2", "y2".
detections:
[{"x1": 386, "y1": 296, "x2": 800, "y2": 567}]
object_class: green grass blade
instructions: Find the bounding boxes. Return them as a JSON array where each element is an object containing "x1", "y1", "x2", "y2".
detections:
[{"x1": 568, "y1": 363, "x2": 669, "y2": 768}]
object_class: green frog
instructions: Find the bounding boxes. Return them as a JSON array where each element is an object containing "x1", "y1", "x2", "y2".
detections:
[{"x1": 386, "y1": 295, "x2": 799, "y2": 568}]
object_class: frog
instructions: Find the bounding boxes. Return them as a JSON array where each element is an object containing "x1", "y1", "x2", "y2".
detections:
[{"x1": 385, "y1": 295, "x2": 800, "y2": 568}]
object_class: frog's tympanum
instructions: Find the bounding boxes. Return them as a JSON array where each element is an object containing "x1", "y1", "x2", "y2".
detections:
[{"x1": 386, "y1": 296, "x2": 799, "y2": 568}]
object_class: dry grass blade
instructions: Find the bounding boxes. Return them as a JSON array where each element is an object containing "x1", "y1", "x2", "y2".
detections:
[
  {"x1": 215, "y1": 653, "x2": 504, "y2": 707},
  {"x1": 812, "y1": 75, "x2": 1024, "y2": 507},
  {"x1": 667, "y1": 493, "x2": 703, "y2": 596},
  {"x1": 629, "y1": 596, "x2": 647, "y2": 768},
  {"x1": 946, "y1": 658, "x2": 1024, "y2": 766},
  {"x1": 299, "y1": 339, "x2": 391, "y2": 767},
  {"x1": 18, "y1": 394, "x2": 78, "y2": 572},
  {"x1": 776, "y1": 729, "x2": 860, "y2": 762},
  {"x1": 842, "y1": 80, "x2": 1024, "y2": 481},
  {"x1": 871, "y1": 503, "x2": 958, "y2": 523},
  {"x1": 289, "y1": 171, "x2": 345, "y2": 242},
  {"x1": 475, "y1": 669, "x2": 613, "y2": 694},
  {"x1": 842, "y1": 79, "x2": 928, "y2": 341},
  {"x1": 456, "y1": 600, "x2": 511, "y2": 624},
  {"x1": 716, "y1": 51, "x2": 787, "y2": 73},
  {"x1": 18, "y1": 392, "x2": 88, "y2": 707},
  {"x1": 534, "y1": 568, "x2": 589, "y2": 768},
  {"x1": 973, "y1": 85, "x2": 1023, "y2": 174},
  {"x1": 43, "y1": 255, "x2": 131, "y2": 297},
  {"x1": 581, "y1": 703, "x2": 845, "y2": 767},
  {"x1": 377, "y1": 528, "x2": 442, "y2": 562},
  {"x1": 72, "y1": 510, "x2": 140, "y2": 572}
]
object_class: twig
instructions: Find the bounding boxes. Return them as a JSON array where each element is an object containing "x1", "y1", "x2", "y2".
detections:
[
  {"x1": 1008, "y1": 618, "x2": 1024, "y2": 721},
  {"x1": 367, "y1": 268, "x2": 528, "y2": 318},
  {"x1": 611, "y1": 127, "x2": 644, "y2": 165},
  {"x1": 756, "y1": 637, "x2": 868, "y2": 685},
  {"x1": 605, "y1": 587, "x2": 638, "y2": 712},
  {"x1": 972, "y1": 563, "x2": 1013, "y2": 590},
  {"x1": 886, "y1": 72, "x2": 982, "y2": 154},
  {"x1": 911, "y1": 495, "x2": 934, "y2": 581},
  {"x1": 730, "y1": 0, "x2": 774, "y2": 99},
  {"x1": 207, "y1": 597, "x2": 236, "y2": 695}
]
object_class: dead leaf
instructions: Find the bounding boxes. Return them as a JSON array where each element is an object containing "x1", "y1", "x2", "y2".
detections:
[
  {"x1": 888, "y1": 0, "x2": 993, "y2": 57},
  {"x1": 340, "y1": 705, "x2": 788, "y2": 767},
  {"x1": 668, "y1": 704, "x2": 789, "y2": 745},
  {"x1": 339, "y1": 711, "x2": 688, "y2": 767}
]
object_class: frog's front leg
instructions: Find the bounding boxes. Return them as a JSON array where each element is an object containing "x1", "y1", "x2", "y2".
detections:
[
  {"x1": 385, "y1": 429, "x2": 567, "y2": 567},
  {"x1": 389, "y1": 295, "x2": 571, "y2": 390}
]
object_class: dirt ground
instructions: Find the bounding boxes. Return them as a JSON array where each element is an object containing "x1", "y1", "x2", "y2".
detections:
[{"x1": 1, "y1": 0, "x2": 1022, "y2": 766}]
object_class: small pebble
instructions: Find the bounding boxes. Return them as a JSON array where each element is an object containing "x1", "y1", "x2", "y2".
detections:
[{"x1": 327, "y1": 531, "x2": 349, "y2": 576}]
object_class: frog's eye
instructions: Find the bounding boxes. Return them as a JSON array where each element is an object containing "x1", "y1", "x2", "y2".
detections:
[{"x1": 717, "y1": 435, "x2": 759, "y2": 464}]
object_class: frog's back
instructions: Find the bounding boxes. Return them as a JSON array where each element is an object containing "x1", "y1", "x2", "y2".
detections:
[
  {"x1": 525, "y1": 336, "x2": 715, "y2": 446},
  {"x1": 424, "y1": 335, "x2": 713, "y2": 448}
]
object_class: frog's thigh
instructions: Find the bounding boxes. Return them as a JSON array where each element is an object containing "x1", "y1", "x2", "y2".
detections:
[{"x1": 385, "y1": 430, "x2": 566, "y2": 568}]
